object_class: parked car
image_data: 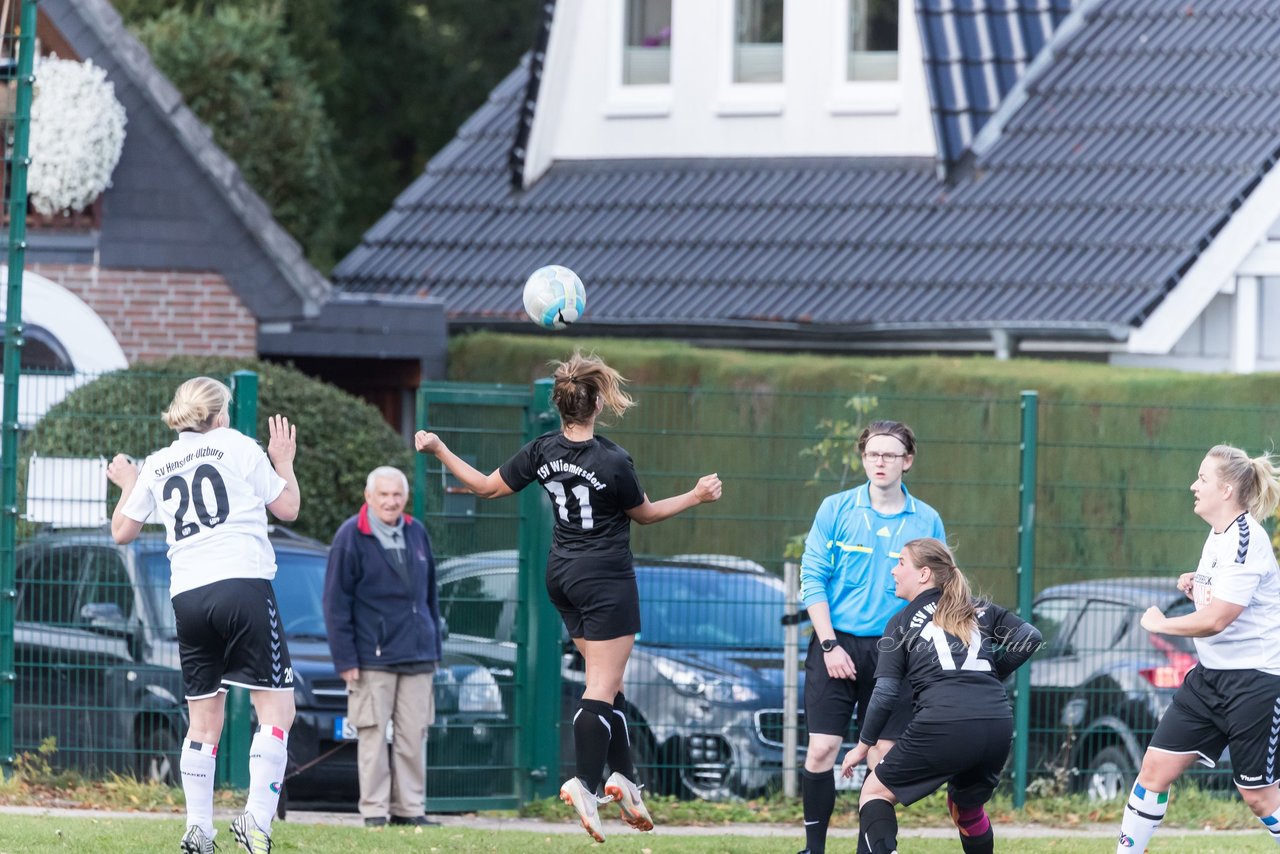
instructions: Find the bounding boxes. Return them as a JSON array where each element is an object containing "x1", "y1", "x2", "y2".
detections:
[
  {"x1": 435, "y1": 550, "x2": 799, "y2": 800},
  {"x1": 1025, "y1": 577, "x2": 1228, "y2": 800},
  {"x1": 11, "y1": 527, "x2": 509, "y2": 811}
]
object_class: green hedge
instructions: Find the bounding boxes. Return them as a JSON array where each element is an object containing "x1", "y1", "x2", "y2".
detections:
[
  {"x1": 442, "y1": 333, "x2": 1280, "y2": 602},
  {"x1": 21, "y1": 357, "x2": 412, "y2": 543}
]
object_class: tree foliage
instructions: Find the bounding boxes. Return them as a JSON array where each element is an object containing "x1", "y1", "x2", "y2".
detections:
[
  {"x1": 134, "y1": 4, "x2": 342, "y2": 268},
  {"x1": 20, "y1": 357, "x2": 413, "y2": 542},
  {"x1": 117, "y1": 0, "x2": 539, "y2": 266}
]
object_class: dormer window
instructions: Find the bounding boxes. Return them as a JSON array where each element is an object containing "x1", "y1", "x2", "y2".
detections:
[
  {"x1": 847, "y1": 0, "x2": 898, "y2": 81},
  {"x1": 734, "y1": 0, "x2": 784, "y2": 83},
  {"x1": 624, "y1": 0, "x2": 672, "y2": 85}
]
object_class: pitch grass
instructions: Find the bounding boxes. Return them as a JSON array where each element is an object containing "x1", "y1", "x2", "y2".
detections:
[{"x1": 0, "y1": 814, "x2": 1272, "y2": 854}]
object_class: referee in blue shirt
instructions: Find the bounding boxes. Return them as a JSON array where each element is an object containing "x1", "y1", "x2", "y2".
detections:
[{"x1": 795, "y1": 420, "x2": 947, "y2": 854}]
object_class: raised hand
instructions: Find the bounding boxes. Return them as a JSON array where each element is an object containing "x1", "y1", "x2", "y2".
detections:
[
  {"x1": 267, "y1": 414, "x2": 296, "y2": 466},
  {"x1": 106, "y1": 454, "x2": 139, "y2": 489},
  {"x1": 414, "y1": 430, "x2": 443, "y2": 455},
  {"x1": 692, "y1": 473, "x2": 722, "y2": 503}
]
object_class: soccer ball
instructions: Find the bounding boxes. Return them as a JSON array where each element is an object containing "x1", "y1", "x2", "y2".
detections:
[{"x1": 523, "y1": 265, "x2": 586, "y2": 330}]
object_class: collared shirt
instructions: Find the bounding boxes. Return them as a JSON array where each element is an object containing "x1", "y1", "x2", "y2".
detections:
[{"x1": 800, "y1": 482, "x2": 946, "y2": 636}]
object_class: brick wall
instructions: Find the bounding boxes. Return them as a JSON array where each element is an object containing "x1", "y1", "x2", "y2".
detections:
[{"x1": 30, "y1": 264, "x2": 257, "y2": 363}]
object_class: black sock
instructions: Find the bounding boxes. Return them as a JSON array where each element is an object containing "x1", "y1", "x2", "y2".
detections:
[
  {"x1": 573, "y1": 699, "x2": 614, "y2": 794},
  {"x1": 607, "y1": 692, "x2": 638, "y2": 782},
  {"x1": 858, "y1": 798, "x2": 898, "y2": 854},
  {"x1": 801, "y1": 768, "x2": 835, "y2": 854},
  {"x1": 959, "y1": 827, "x2": 994, "y2": 854}
]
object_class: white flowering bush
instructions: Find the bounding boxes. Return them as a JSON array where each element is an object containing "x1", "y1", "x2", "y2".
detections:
[{"x1": 28, "y1": 56, "x2": 128, "y2": 216}]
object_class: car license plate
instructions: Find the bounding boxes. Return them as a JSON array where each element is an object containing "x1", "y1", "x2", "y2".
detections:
[{"x1": 334, "y1": 717, "x2": 394, "y2": 743}]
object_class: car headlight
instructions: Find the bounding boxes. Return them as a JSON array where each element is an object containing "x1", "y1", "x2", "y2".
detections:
[
  {"x1": 652, "y1": 657, "x2": 759, "y2": 705},
  {"x1": 457, "y1": 667, "x2": 503, "y2": 714}
]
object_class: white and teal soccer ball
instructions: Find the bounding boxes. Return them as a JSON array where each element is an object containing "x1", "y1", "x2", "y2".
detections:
[{"x1": 523, "y1": 265, "x2": 586, "y2": 330}]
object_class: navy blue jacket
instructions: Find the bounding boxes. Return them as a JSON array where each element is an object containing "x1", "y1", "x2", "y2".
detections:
[{"x1": 323, "y1": 504, "x2": 441, "y2": 673}]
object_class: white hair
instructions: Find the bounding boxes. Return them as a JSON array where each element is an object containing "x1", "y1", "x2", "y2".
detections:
[{"x1": 365, "y1": 466, "x2": 408, "y2": 493}]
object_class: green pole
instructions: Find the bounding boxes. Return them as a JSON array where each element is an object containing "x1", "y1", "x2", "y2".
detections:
[
  {"x1": 1012, "y1": 390, "x2": 1038, "y2": 809},
  {"x1": 215, "y1": 370, "x2": 259, "y2": 789},
  {"x1": 516, "y1": 378, "x2": 559, "y2": 802},
  {"x1": 414, "y1": 385, "x2": 427, "y2": 521},
  {"x1": 0, "y1": 0, "x2": 39, "y2": 779}
]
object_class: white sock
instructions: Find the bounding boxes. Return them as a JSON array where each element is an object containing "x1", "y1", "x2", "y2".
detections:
[
  {"x1": 246, "y1": 725, "x2": 289, "y2": 833},
  {"x1": 1117, "y1": 781, "x2": 1168, "y2": 853},
  {"x1": 181, "y1": 738, "x2": 218, "y2": 837},
  {"x1": 1260, "y1": 803, "x2": 1280, "y2": 845}
]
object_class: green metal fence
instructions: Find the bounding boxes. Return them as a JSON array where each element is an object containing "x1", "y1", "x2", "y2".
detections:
[
  {"x1": 0, "y1": 0, "x2": 37, "y2": 781},
  {"x1": 1, "y1": 370, "x2": 1267, "y2": 809}
]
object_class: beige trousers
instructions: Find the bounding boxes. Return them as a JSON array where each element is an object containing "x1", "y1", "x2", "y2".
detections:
[{"x1": 346, "y1": 669, "x2": 435, "y2": 818}]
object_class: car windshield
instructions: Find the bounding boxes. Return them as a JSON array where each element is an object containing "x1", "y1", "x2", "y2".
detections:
[
  {"x1": 140, "y1": 548, "x2": 330, "y2": 640},
  {"x1": 635, "y1": 565, "x2": 784, "y2": 649}
]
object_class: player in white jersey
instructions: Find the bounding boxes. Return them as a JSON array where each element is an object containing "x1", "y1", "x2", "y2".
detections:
[
  {"x1": 107, "y1": 377, "x2": 300, "y2": 854},
  {"x1": 1116, "y1": 444, "x2": 1280, "y2": 853}
]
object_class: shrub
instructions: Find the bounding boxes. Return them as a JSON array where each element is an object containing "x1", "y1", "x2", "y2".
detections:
[
  {"x1": 135, "y1": 4, "x2": 342, "y2": 267},
  {"x1": 20, "y1": 356, "x2": 412, "y2": 542}
]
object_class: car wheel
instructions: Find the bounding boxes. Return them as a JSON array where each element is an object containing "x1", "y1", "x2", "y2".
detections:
[
  {"x1": 1083, "y1": 746, "x2": 1134, "y2": 802},
  {"x1": 137, "y1": 725, "x2": 180, "y2": 787}
]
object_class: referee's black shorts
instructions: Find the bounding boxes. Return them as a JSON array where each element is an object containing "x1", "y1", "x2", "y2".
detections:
[
  {"x1": 803, "y1": 631, "x2": 911, "y2": 740},
  {"x1": 545, "y1": 553, "x2": 640, "y2": 641},
  {"x1": 1149, "y1": 664, "x2": 1280, "y2": 788},
  {"x1": 172, "y1": 577, "x2": 294, "y2": 699}
]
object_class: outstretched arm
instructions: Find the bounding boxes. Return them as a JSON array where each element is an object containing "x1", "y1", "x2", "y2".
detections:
[
  {"x1": 106, "y1": 454, "x2": 145, "y2": 544},
  {"x1": 415, "y1": 430, "x2": 513, "y2": 499},
  {"x1": 625, "y1": 473, "x2": 721, "y2": 525},
  {"x1": 265, "y1": 414, "x2": 301, "y2": 521}
]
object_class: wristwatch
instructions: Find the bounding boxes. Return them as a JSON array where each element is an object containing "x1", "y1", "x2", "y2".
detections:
[{"x1": 820, "y1": 638, "x2": 839, "y2": 653}]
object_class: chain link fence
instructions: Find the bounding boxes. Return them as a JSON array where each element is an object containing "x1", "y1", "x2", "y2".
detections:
[{"x1": 2, "y1": 372, "x2": 1267, "y2": 808}]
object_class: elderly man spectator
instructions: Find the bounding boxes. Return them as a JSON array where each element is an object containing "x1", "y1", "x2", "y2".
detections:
[{"x1": 323, "y1": 466, "x2": 442, "y2": 828}]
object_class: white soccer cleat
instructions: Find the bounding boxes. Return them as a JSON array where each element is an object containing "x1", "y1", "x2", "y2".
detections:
[
  {"x1": 559, "y1": 776, "x2": 606, "y2": 843},
  {"x1": 180, "y1": 824, "x2": 217, "y2": 853},
  {"x1": 604, "y1": 771, "x2": 654, "y2": 832},
  {"x1": 230, "y1": 812, "x2": 271, "y2": 854}
]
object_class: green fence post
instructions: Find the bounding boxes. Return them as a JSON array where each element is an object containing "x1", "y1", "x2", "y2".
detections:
[
  {"x1": 0, "y1": 0, "x2": 39, "y2": 780},
  {"x1": 1012, "y1": 390, "x2": 1038, "y2": 809},
  {"x1": 215, "y1": 370, "x2": 259, "y2": 789},
  {"x1": 516, "y1": 378, "x2": 559, "y2": 802},
  {"x1": 414, "y1": 386, "x2": 427, "y2": 520}
]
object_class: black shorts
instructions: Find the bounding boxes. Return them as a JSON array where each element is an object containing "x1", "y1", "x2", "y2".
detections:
[
  {"x1": 804, "y1": 632, "x2": 912, "y2": 740},
  {"x1": 545, "y1": 554, "x2": 640, "y2": 641},
  {"x1": 172, "y1": 577, "x2": 294, "y2": 699},
  {"x1": 1150, "y1": 665, "x2": 1280, "y2": 788},
  {"x1": 874, "y1": 716, "x2": 1013, "y2": 807}
]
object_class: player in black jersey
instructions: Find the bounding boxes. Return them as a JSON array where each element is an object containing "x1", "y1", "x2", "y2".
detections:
[
  {"x1": 415, "y1": 351, "x2": 721, "y2": 843},
  {"x1": 839, "y1": 538, "x2": 1041, "y2": 854}
]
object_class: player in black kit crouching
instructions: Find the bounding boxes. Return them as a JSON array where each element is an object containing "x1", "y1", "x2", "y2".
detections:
[
  {"x1": 415, "y1": 351, "x2": 721, "y2": 843},
  {"x1": 840, "y1": 538, "x2": 1041, "y2": 854}
]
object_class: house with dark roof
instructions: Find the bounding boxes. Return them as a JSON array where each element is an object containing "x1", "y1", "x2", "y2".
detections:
[
  {"x1": 334, "y1": 0, "x2": 1280, "y2": 373},
  {"x1": 9, "y1": 0, "x2": 446, "y2": 431}
]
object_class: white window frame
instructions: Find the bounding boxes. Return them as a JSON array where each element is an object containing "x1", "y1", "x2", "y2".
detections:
[
  {"x1": 606, "y1": 0, "x2": 674, "y2": 118},
  {"x1": 828, "y1": 0, "x2": 903, "y2": 116},
  {"x1": 716, "y1": 0, "x2": 785, "y2": 117}
]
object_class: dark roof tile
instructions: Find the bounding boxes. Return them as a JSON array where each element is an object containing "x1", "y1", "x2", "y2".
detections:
[{"x1": 333, "y1": 2, "x2": 1280, "y2": 338}]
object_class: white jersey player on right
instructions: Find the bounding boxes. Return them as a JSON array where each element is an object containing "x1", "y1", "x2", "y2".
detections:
[{"x1": 1115, "y1": 444, "x2": 1280, "y2": 854}]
